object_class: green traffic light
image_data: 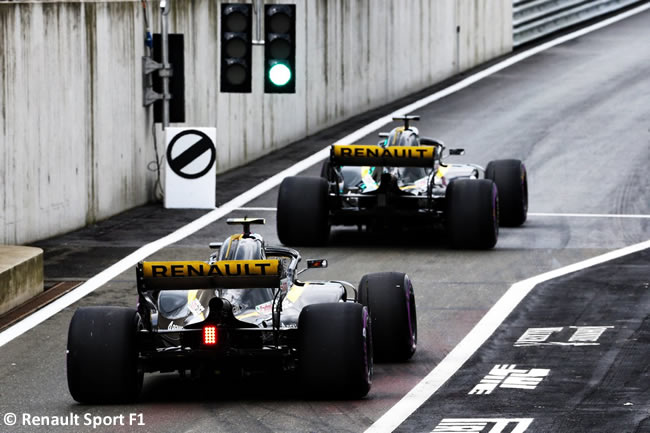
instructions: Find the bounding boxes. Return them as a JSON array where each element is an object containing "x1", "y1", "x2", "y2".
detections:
[{"x1": 268, "y1": 63, "x2": 292, "y2": 87}]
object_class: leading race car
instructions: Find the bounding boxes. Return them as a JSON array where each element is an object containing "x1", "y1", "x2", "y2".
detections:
[
  {"x1": 66, "y1": 218, "x2": 417, "y2": 403},
  {"x1": 277, "y1": 115, "x2": 528, "y2": 249}
]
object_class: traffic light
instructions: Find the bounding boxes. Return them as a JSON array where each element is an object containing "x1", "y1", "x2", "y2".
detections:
[
  {"x1": 220, "y1": 3, "x2": 252, "y2": 93},
  {"x1": 264, "y1": 4, "x2": 295, "y2": 93}
]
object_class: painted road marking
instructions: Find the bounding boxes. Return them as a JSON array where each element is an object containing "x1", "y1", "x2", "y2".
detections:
[
  {"x1": 514, "y1": 326, "x2": 614, "y2": 347},
  {"x1": 391, "y1": 246, "x2": 650, "y2": 432},
  {"x1": 468, "y1": 365, "x2": 550, "y2": 395},
  {"x1": 568, "y1": 326, "x2": 614, "y2": 343},
  {"x1": 514, "y1": 327, "x2": 563, "y2": 346},
  {"x1": 431, "y1": 418, "x2": 534, "y2": 433},
  {"x1": 234, "y1": 207, "x2": 279, "y2": 212},
  {"x1": 528, "y1": 212, "x2": 650, "y2": 219},
  {"x1": 0, "y1": 0, "x2": 647, "y2": 362},
  {"x1": 364, "y1": 239, "x2": 650, "y2": 433}
]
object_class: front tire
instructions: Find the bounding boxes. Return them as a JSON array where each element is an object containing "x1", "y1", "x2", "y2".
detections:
[
  {"x1": 446, "y1": 179, "x2": 499, "y2": 249},
  {"x1": 485, "y1": 159, "x2": 528, "y2": 227},
  {"x1": 67, "y1": 307, "x2": 143, "y2": 403},
  {"x1": 277, "y1": 176, "x2": 330, "y2": 246},
  {"x1": 358, "y1": 272, "x2": 417, "y2": 361},
  {"x1": 298, "y1": 303, "x2": 372, "y2": 398}
]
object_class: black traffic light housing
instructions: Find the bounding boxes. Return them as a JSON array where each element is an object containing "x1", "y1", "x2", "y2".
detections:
[
  {"x1": 221, "y1": 3, "x2": 252, "y2": 93},
  {"x1": 264, "y1": 4, "x2": 296, "y2": 93},
  {"x1": 151, "y1": 33, "x2": 185, "y2": 123}
]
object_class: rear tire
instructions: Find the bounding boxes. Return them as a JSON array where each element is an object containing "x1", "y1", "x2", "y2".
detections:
[
  {"x1": 299, "y1": 303, "x2": 372, "y2": 398},
  {"x1": 67, "y1": 307, "x2": 143, "y2": 403},
  {"x1": 320, "y1": 160, "x2": 331, "y2": 179},
  {"x1": 446, "y1": 179, "x2": 499, "y2": 249},
  {"x1": 485, "y1": 159, "x2": 528, "y2": 227},
  {"x1": 358, "y1": 272, "x2": 417, "y2": 361},
  {"x1": 277, "y1": 176, "x2": 330, "y2": 246}
]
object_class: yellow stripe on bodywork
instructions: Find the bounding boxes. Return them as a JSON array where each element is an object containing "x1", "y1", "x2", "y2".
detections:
[
  {"x1": 224, "y1": 234, "x2": 243, "y2": 259},
  {"x1": 286, "y1": 284, "x2": 306, "y2": 303},
  {"x1": 392, "y1": 127, "x2": 405, "y2": 145},
  {"x1": 236, "y1": 311, "x2": 260, "y2": 320},
  {"x1": 436, "y1": 166, "x2": 449, "y2": 178},
  {"x1": 186, "y1": 290, "x2": 205, "y2": 321}
]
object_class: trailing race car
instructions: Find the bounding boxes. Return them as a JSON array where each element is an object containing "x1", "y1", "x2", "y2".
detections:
[
  {"x1": 277, "y1": 115, "x2": 527, "y2": 249},
  {"x1": 66, "y1": 218, "x2": 417, "y2": 403}
]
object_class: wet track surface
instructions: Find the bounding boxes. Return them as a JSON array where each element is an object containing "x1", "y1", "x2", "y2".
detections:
[{"x1": 1, "y1": 9, "x2": 649, "y2": 433}]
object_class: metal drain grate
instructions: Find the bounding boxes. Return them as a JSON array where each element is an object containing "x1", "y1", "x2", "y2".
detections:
[{"x1": 0, "y1": 281, "x2": 83, "y2": 331}]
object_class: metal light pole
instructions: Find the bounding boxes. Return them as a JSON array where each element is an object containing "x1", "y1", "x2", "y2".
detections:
[
  {"x1": 160, "y1": 0, "x2": 171, "y2": 129},
  {"x1": 252, "y1": 0, "x2": 264, "y2": 46}
]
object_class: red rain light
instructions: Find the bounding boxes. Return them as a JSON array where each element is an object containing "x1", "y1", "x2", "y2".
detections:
[{"x1": 203, "y1": 325, "x2": 217, "y2": 345}]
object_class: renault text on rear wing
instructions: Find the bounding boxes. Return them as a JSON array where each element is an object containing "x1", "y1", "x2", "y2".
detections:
[
  {"x1": 137, "y1": 259, "x2": 282, "y2": 291},
  {"x1": 330, "y1": 144, "x2": 435, "y2": 167}
]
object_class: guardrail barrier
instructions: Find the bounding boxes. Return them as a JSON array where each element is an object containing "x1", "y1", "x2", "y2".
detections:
[{"x1": 513, "y1": 0, "x2": 644, "y2": 45}]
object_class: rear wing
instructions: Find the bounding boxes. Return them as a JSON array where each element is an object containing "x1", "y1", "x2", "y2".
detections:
[
  {"x1": 136, "y1": 259, "x2": 282, "y2": 291},
  {"x1": 330, "y1": 144, "x2": 435, "y2": 167}
]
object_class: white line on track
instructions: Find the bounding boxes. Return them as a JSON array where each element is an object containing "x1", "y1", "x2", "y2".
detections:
[
  {"x1": 529, "y1": 212, "x2": 650, "y2": 219},
  {"x1": 234, "y1": 207, "x2": 279, "y2": 212},
  {"x1": 365, "y1": 238, "x2": 650, "y2": 433},
  {"x1": 236, "y1": 207, "x2": 650, "y2": 219},
  {"x1": 0, "y1": 1, "x2": 647, "y2": 361}
]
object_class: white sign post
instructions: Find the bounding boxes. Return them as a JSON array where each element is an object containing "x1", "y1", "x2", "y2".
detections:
[{"x1": 164, "y1": 127, "x2": 217, "y2": 209}]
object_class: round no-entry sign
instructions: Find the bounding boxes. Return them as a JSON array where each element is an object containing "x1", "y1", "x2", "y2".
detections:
[{"x1": 166, "y1": 129, "x2": 216, "y2": 179}]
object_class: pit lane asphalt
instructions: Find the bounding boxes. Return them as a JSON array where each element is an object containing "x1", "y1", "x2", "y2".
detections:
[
  {"x1": 396, "y1": 246, "x2": 650, "y2": 433},
  {"x1": 1, "y1": 8, "x2": 649, "y2": 433}
]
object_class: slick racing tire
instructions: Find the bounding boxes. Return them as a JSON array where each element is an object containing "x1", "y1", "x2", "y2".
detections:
[
  {"x1": 67, "y1": 307, "x2": 143, "y2": 403},
  {"x1": 277, "y1": 176, "x2": 330, "y2": 246},
  {"x1": 486, "y1": 159, "x2": 528, "y2": 227},
  {"x1": 358, "y1": 272, "x2": 417, "y2": 361},
  {"x1": 446, "y1": 179, "x2": 498, "y2": 249},
  {"x1": 298, "y1": 303, "x2": 372, "y2": 399}
]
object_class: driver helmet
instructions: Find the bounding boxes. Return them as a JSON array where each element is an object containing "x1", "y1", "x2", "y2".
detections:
[{"x1": 386, "y1": 127, "x2": 420, "y2": 147}]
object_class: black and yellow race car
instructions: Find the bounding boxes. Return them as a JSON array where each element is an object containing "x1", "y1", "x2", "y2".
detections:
[
  {"x1": 277, "y1": 115, "x2": 528, "y2": 249},
  {"x1": 66, "y1": 218, "x2": 417, "y2": 403}
]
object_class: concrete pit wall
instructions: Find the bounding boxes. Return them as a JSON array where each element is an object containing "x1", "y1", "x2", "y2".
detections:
[
  {"x1": 0, "y1": 0, "x2": 512, "y2": 245},
  {"x1": 0, "y1": 246, "x2": 43, "y2": 315}
]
